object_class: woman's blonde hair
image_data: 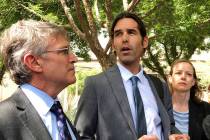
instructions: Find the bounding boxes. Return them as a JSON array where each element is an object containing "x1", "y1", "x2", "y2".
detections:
[{"x1": 169, "y1": 59, "x2": 203, "y2": 103}]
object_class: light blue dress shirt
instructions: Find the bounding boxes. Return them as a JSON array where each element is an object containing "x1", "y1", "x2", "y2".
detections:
[
  {"x1": 117, "y1": 63, "x2": 163, "y2": 140},
  {"x1": 21, "y1": 84, "x2": 76, "y2": 140}
]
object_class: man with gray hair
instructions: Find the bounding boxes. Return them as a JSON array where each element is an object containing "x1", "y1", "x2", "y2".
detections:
[{"x1": 0, "y1": 19, "x2": 80, "y2": 140}]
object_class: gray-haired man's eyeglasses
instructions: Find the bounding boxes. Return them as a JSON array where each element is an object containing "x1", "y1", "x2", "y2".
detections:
[{"x1": 43, "y1": 47, "x2": 72, "y2": 55}]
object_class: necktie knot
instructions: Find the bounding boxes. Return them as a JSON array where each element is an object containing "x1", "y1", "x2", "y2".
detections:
[
  {"x1": 50, "y1": 101, "x2": 64, "y2": 115},
  {"x1": 130, "y1": 76, "x2": 139, "y2": 87}
]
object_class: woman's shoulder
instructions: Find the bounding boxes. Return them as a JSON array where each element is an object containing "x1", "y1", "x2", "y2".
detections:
[
  {"x1": 199, "y1": 100, "x2": 210, "y2": 108},
  {"x1": 193, "y1": 100, "x2": 210, "y2": 114},
  {"x1": 202, "y1": 101, "x2": 210, "y2": 114},
  {"x1": 190, "y1": 99, "x2": 210, "y2": 111}
]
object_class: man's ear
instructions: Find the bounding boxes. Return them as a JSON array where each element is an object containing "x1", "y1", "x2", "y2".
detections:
[
  {"x1": 23, "y1": 54, "x2": 43, "y2": 72},
  {"x1": 143, "y1": 36, "x2": 148, "y2": 49},
  {"x1": 111, "y1": 40, "x2": 116, "y2": 51}
]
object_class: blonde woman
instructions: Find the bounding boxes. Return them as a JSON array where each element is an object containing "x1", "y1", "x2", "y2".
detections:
[{"x1": 168, "y1": 59, "x2": 210, "y2": 140}]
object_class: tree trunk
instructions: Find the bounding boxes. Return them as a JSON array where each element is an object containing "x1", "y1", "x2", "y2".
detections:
[{"x1": 88, "y1": 38, "x2": 117, "y2": 70}]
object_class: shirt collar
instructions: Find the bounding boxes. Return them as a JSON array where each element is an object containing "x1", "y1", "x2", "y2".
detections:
[
  {"x1": 20, "y1": 84, "x2": 55, "y2": 116},
  {"x1": 117, "y1": 62, "x2": 144, "y2": 82}
]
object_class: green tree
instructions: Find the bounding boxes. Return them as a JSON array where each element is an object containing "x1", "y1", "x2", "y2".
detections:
[
  {"x1": 140, "y1": 0, "x2": 210, "y2": 79},
  {"x1": 0, "y1": 0, "x2": 209, "y2": 83}
]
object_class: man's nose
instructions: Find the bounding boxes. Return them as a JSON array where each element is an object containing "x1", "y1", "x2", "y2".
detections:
[
  {"x1": 69, "y1": 53, "x2": 78, "y2": 63},
  {"x1": 122, "y1": 33, "x2": 128, "y2": 42}
]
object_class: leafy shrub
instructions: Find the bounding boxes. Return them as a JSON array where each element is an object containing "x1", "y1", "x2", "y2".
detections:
[
  {"x1": 65, "y1": 68, "x2": 101, "y2": 120},
  {"x1": 67, "y1": 68, "x2": 101, "y2": 95}
]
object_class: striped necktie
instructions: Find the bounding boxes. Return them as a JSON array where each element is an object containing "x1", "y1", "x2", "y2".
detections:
[{"x1": 50, "y1": 101, "x2": 72, "y2": 140}]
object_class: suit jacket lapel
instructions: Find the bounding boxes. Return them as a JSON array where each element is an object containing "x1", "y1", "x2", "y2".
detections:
[
  {"x1": 66, "y1": 116, "x2": 80, "y2": 140},
  {"x1": 145, "y1": 74, "x2": 171, "y2": 139},
  {"x1": 105, "y1": 65, "x2": 137, "y2": 137},
  {"x1": 14, "y1": 88, "x2": 52, "y2": 140}
]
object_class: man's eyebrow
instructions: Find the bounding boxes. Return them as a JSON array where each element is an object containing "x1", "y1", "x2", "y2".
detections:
[
  {"x1": 114, "y1": 29, "x2": 121, "y2": 33},
  {"x1": 127, "y1": 28, "x2": 138, "y2": 31},
  {"x1": 114, "y1": 27, "x2": 138, "y2": 31}
]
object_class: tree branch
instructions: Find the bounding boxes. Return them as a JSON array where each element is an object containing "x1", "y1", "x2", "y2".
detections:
[
  {"x1": 94, "y1": 0, "x2": 101, "y2": 22},
  {"x1": 142, "y1": 1, "x2": 164, "y2": 19},
  {"x1": 148, "y1": 34, "x2": 157, "y2": 40},
  {"x1": 123, "y1": 0, "x2": 128, "y2": 10},
  {"x1": 82, "y1": 0, "x2": 98, "y2": 38},
  {"x1": 59, "y1": 0, "x2": 86, "y2": 40},
  {"x1": 12, "y1": 0, "x2": 47, "y2": 21},
  {"x1": 127, "y1": 0, "x2": 140, "y2": 12},
  {"x1": 80, "y1": 0, "x2": 105, "y2": 58},
  {"x1": 104, "y1": 39, "x2": 112, "y2": 53},
  {"x1": 74, "y1": 0, "x2": 90, "y2": 40},
  {"x1": 196, "y1": 18, "x2": 210, "y2": 28},
  {"x1": 105, "y1": 0, "x2": 113, "y2": 35}
]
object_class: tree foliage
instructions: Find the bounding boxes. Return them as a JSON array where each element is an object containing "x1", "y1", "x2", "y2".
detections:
[
  {"x1": 0, "y1": 0, "x2": 209, "y2": 83},
  {"x1": 141, "y1": 0, "x2": 210, "y2": 79}
]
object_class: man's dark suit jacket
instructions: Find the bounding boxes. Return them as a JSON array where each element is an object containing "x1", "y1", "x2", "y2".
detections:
[
  {"x1": 188, "y1": 99, "x2": 210, "y2": 140},
  {"x1": 0, "y1": 88, "x2": 80, "y2": 140},
  {"x1": 75, "y1": 65, "x2": 177, "y2": 140}
]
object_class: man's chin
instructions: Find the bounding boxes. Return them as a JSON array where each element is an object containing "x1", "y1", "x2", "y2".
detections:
[
  {"x1": 119, "y1": 59, "x2": 135, "y2": 65},
  {"x1": 67, "y1": 77, "x2": 76, "y2": 85},
  {"x1": 71, "y1": 78, "x2": 77, "y2": 84}
]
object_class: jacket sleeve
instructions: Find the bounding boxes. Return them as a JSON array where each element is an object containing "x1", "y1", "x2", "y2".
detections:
[{"x1": 74, "y1": 76, "x2": 97, "y2": 140}]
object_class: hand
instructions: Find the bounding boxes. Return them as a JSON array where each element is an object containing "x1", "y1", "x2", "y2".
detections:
[
  {"x1": 138, "y1": 134, "x2": 159, "y2": 140},
  {"x1": 169, "y1": 134, "x2": 190, "y2": 140}
]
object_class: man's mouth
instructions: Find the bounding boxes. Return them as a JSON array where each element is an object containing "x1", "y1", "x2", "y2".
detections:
[
  {"x1": 68, "y1": 67, "x2": 75, "y2": 72},
  {"x1": 121, "y1": 47, "x2": 131, "y2": 53}
]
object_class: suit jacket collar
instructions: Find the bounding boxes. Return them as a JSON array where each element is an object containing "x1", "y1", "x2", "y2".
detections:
[
  {"x1": 12, "y1": 87, "x2": 52, "y2": 140},
  {"x1": 105, "y1": 65, "x2": 137, "y2": 138}
]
